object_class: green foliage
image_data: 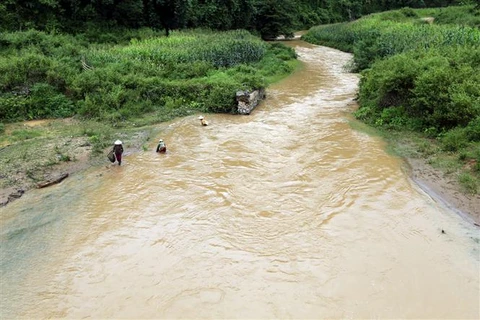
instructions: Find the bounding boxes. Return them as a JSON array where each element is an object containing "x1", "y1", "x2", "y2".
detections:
[
  {"x1": 358, "y1": 47, "x2": 480, "y2": 132},
  {"x1": 465, "y1": 117, "x2": 480, "y2": 141},
  {"x1": 310, "y1": 8, "x2": 480, "y2": 134},
  {"x1": 375, "y1": 106, "x2": 410, "y2": 130},
  {"x1": 254, "y1": 0, "x2": 297, "y2": 39},
  {"x1": 0, "y1": 29, "x2": 295, "y2": 123},
  {"x1": 426, "y1": 4, "x2": 480, "y2": 27},
  {"x1": 11, "y1": 129, "x2": 42, "y2": 141},
  {"x1": 304, "y1": 16, "x2": 480, "y2": 70},
  {"x1": 109, "y1": 29, "x2": 268, "y2": 68},
  {"x1": 400, "y1": 7, "x2": 419, "y2": 18},
  {"x1": 459, "y1": 172, "x2": 478, "y2": 194},
  {"x1": 440, "y1": 127, "x2": 468, "y2": 151},
  {"x1": 305, "y1": 4, "x2": 480, "y2": 193}
]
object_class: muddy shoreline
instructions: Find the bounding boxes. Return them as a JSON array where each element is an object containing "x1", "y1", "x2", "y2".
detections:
[
  {"x1": 405, "y1": 157, "x2": 480, "y2": 226},
  {"x1": 0, "y1": 121, "x2": 155, "y2": 208}
]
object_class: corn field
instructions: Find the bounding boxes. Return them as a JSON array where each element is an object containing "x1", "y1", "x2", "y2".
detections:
[{"x1": 87, "y1": 29, "x2": 267, "y2": 69}]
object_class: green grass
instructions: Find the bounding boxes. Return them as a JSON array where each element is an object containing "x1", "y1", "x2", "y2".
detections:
[
  {"x1": 10, "y1": 129, "x2": 42, "y2": 141},
  {"x1": 459, "y1": 172, "x2": 479, "y2": 194},
  {"x1": 0, "y1": 29, "x2": 297, "y2": 123}
]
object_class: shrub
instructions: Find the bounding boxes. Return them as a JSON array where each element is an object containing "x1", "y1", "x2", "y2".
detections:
[
  {"x1": 0, "y1": 95, "x2": 28, "y2": 121},
  {"x1": 26, "y1": 83, "x2": 75, "y2": 119},
  {"x1": 400, "y1": 7, "x2": 418, "y2": 18},
  {"x1": 358, "y1": 47, "x2": 480, "y2": 132},
  {"x1": 465, "y1": 117, "x2": 480, "y2": 141},
  {"x1": 459, "y1": 172, "x2": 478, "y2": 194},
  {"x1": 440, "y1": 127, "x2": 468, "y2": 152},
  {"x1": 376, "y1": 106, "x2": 409, "y2": 130}
]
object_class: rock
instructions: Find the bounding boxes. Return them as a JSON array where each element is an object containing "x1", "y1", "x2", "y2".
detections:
[
  {"x1": 7, "y1": 189, "x2": 25, "y2": 203},
  {"x1": 37, "y1": 173, "x2": 69, "y2": 188},
  {"x1": 236, "y1": 89, "x2": 266, "y2": 115}
]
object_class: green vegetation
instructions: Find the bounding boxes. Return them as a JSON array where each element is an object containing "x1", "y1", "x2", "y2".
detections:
[
  {"x1": 1, "y1": 0, "x2": 478, "y2": 194},
  {"x1": 1, "y1": 1, "x2": 471, "y2": 39},
  {"x1": 0, "y1": 118, "x2": 163, "y2": 189},
  {"x1": 0, "y1": 29, "x2": 296, "y2": 125},
  {"x1": 304, "y1": 5, "x2": 480, "y2": 193}
]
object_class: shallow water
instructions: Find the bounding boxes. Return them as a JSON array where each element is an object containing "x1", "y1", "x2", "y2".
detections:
[{"x1": 1, "y1": 40, "x2": 479, "y2": 319}]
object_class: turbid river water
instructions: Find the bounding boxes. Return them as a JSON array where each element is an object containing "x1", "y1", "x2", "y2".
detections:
[{"x1": 1, "y1": 40, "x2": 479, "y2": 319}]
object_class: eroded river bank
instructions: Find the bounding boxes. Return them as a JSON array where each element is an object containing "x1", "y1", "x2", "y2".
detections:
[{"x1": 1, "y1": 40, "x2": 479, "y2": 319}]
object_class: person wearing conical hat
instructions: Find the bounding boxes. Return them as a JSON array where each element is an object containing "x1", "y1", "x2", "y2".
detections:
[
  {"x1": 156, "y1": 139, "x2": 167, "y2": 153},
  {"x1": 113, "y1": 140, "x2": 124, "y2": 165},
  {"x1": 198, "y1": 115, "x2": 208, "y2": 126}
]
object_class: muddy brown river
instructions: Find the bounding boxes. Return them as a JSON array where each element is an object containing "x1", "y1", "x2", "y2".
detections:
[{"x1": 1, "y1": 40, "x2": 479, "y2": 319}]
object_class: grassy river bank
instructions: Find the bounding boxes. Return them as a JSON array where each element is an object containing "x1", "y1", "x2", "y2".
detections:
[
  {"x1": 303, "y1": 5, "x2": 480, "y2": 224},
  {"x1": 0, "y1": 29, "x2": 299, "y2": 206},
  {"x1": 2, "y1": 20, "x2": 479, "y2": 226}
]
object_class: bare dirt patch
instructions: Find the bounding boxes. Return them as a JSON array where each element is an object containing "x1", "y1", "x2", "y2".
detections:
[{"x1": 406, "y1": 157, "x2": 480, "y2": 226}]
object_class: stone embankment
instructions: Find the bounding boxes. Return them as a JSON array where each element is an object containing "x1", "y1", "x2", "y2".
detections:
[{"x1": 236, "y1": 89, "x2": 266, "y2": 115}]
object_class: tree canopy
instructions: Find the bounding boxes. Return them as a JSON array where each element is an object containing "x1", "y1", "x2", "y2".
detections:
[{"x1": 0, "y1": 0, "x2": 471, "y2": 38}]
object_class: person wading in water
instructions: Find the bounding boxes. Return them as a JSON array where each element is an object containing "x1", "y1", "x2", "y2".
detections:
[
  {"x1": 113, "y1": 140, "x2": 124, "y2": 165},
  {"x1": 156, "y1": 139, "x2": 167, "y2": 153},
  {"x1": 198, "y1": 115, "x2": 209, "y2": 126}
]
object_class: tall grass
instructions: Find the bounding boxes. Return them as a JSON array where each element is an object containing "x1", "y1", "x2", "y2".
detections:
[
  {"x1": 0, "y1": 29, "x2": 295, "y2": 123},
  {"x1": 110, "y1": 30, "x2": 267, "y2": 68},
  {"x1": 303, "y1": 15, "x2": 480, "y2": 70}
]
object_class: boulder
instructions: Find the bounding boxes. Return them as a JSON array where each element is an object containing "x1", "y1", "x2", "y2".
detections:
[
  {"x1": 236, "y1": 89, "x2": 266, "y2": 115},
  {"x1": 5, "y1": 189, "x2": 25, "y2": 204}
]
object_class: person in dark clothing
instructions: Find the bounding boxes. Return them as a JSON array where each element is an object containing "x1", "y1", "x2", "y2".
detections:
[
  {"x1": 156, "y1": 139, "x2": 167, "y2": 153},
  {"x1": 113, "y1": 140, "x2": 124, "y2": 165}
]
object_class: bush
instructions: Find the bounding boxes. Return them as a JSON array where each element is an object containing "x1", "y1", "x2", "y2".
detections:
[
  {"x1": 465, "y1": 117, "x2": 480, "y2": 141},
  {"x1": 304, "y1": 13, "x2": 480, "y2": 71},
  {"x1": 357, "y1": 47, "x2": 480, "y2": 132},
  {"x1": 375, "y1": 106, "x2": 409, "y2": 130},
  {"x1": 440, "y1": 127, "x2": 468, "y2": 152},
  {"x1": 27, "y1": 83, "x2": 75, "y2": 118},
  {"x1": 400, "y1": 7, "x2": 418, "y2": 18}
]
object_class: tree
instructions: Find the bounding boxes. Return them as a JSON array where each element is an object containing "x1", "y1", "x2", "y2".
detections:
[
  {"x1": 254, "y1": 0, "x2": 297, "y2": 40},
  {"x1": 150, "y1": 0, "x2": 187, "y2": 36}
]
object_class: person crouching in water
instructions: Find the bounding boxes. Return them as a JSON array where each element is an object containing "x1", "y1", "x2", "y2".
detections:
[
  {"x1": 113, "y1": 140, "x2": 124, "y2": 165},
  {"x1": 156, "y1": 139, "x2": 167, "y2": 153},
  {"x1": 198, "y1": 115, "x2": 208, "y2": 126}
]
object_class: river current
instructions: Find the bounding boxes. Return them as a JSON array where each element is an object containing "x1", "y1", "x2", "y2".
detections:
[{"x1": 1, "y1": 40, "x2": 479, "y2": 319}]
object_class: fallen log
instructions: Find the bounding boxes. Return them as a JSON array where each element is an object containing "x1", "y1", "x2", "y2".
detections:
[{"x1": 37, "y1": 173, "x2": 69, "y2": 188}]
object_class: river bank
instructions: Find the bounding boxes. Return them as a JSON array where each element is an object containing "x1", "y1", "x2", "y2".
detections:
[
  {"x1": 1, "y1": 36, "x2": 479, "y2": 226},
  {"x1": 3, "y1": 41, "x2": 479, "y2": 319},
  {"x1": 405, "y1": 158, "x2": 480, "y2": 225},
  {"x1": 0, "y1": 118, "x2": 162, "y2": 206},
  {"x1": 1, "y1": 113, "x2": 479, "y2": 226}
]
